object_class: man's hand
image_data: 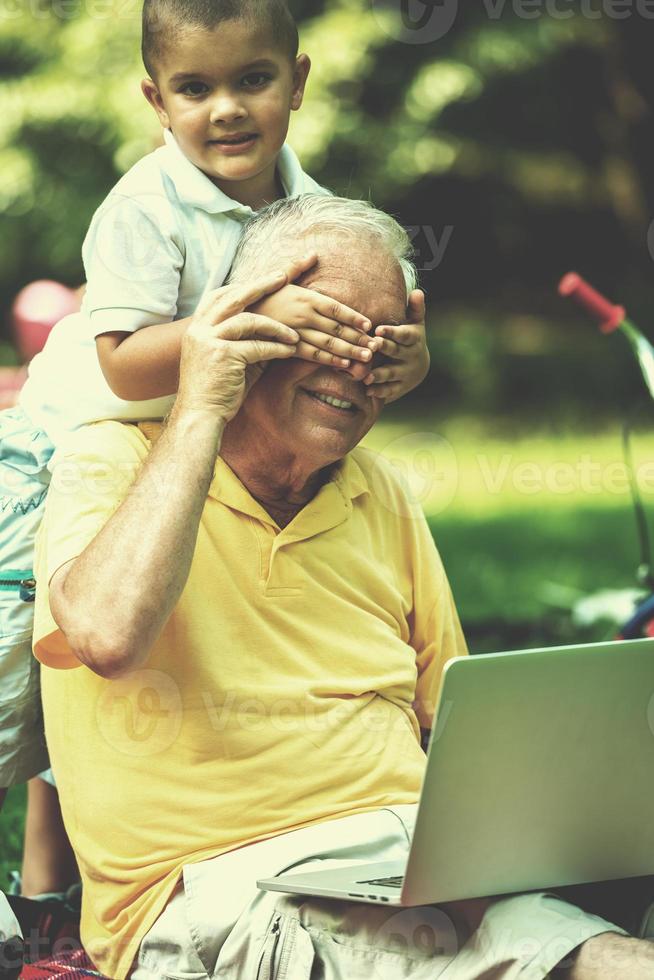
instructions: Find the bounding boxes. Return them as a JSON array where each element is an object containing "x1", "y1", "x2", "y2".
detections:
[
  {"x1": 362, "y1": 290, "x2": 430, "y2": 402},
  {"x1": 177, "y1": 270, "x2": 301, "y2": 423},
  {"x1": 48, "y1": 266, "x2": 302, "y2": 680},
  {"x1": 250, "y1": 281, "x2": 378, "y2": 370}
]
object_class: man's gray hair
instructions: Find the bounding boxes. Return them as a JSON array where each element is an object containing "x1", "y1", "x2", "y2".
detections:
[{"x1": 228, "y1": 194, "x2": 418, "y2": 296}]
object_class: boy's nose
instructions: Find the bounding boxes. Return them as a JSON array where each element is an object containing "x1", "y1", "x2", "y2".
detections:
[{"x1": 209, "y1": 95, "x2": 247, "y2": 125}]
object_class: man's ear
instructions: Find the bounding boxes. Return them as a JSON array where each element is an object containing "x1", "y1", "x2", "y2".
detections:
[
  {"x1": 141, "y1": 78, "x2": 170, "y2": 129},
  {"x1": 291, "y1": 54, "x2": 311, "y2": 111}
]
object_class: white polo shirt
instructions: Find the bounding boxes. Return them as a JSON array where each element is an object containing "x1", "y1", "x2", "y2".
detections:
[{"x1": 20, "y1": 130, "x2": 328, "y2": 444}]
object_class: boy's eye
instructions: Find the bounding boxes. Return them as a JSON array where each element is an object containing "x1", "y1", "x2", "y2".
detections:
[
  {"x1": 180, "y1": 81, "x2": 208, "y2": 96},
  {"x1": 241, "y1": 72, "x2": 272, "y2": 88}
]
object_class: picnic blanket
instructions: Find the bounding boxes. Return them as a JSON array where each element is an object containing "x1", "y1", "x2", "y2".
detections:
[{"x1": 20, "y1": 948, "x2": 107, "y2": 978}]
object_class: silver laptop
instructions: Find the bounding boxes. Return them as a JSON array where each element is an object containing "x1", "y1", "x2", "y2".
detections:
[{"x1": 258, "y1": 638, "x2": 654, "y2": 907}]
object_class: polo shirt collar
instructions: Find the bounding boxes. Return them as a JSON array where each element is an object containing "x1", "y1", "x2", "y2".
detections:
[
  {"x1": 332, "y1": 453, "x2": 370, "y2": 503},
  {"x1": 159, "y1": 129, "x2": 307, "y2": 217},
  {"x1": 138, "y1": 421, "x2": 370, "y2": 536},
  {"x1": 209, "y1": 453, "x2": 370, "y2": 537}
]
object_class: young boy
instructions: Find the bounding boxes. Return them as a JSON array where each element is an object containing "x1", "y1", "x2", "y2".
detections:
[{"x1": 0, "y1": 0, "x2": 429, "y2": 954}]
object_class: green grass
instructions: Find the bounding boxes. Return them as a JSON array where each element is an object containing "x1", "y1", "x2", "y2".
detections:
[
  {"x1": 431, "y1": 503, "x2": 640, "y2": 653},
  {"x1": 362, "y1": 418, "x2": 654, "y2": 518},
  {"x1": 0, "y1": 784, "x2": 26, "y2": 889}
]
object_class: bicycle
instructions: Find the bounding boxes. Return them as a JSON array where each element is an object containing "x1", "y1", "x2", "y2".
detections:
[{"x1": 559, "y1": 272, "x2": 654, "y2": 641}]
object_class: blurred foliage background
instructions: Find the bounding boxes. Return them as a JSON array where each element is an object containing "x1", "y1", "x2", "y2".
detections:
[
  {"x1": 1, "y1": 0, "x2": 654, "y2": 642},
  {"x1": 3, "y1": 0, "x2": 654, "y2": 419},
  {"x1": 3, "y1": 0, "x2": 654, "y2": 629},
  {"x1": 3, "y1": 0, "x2": 654, "y2": 871}
]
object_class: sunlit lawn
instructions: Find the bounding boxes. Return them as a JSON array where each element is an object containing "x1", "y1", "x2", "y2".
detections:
[
  {"x1": 1, "y1": 420, "x2": 651, "y2": 882},
  {"x1": 362, "y1": 417, "x2": 654, "y2": 519},
  {"x1": 360, "y1": 418, "x2": 648, "y2": 651}
]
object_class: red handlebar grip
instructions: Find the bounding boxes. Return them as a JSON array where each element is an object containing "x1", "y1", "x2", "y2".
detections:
[{"x1": 558, "y1": 272, "x2": 625, "y2": 334}]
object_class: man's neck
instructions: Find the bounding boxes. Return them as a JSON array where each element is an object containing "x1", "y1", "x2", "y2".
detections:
[{"x1": 220, "y1": 429, "x2": 334, "y2": 528}]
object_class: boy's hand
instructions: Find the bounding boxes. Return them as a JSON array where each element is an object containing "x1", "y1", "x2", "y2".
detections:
[
  {"x1": 362, "y1": 290, "x2": 430, "y2": 402},
  {"x1": 250, "y1": 275, "x2": 377, "y2": 370}
]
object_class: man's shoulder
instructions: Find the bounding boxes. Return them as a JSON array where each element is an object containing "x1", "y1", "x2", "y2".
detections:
[
  {"x1": 54, "y1": 421, "x2": 151, "y2": 463},
  {"x1": 349, "y1": 446, "x2": 426, "y2": 523},
  {"x1": 48, "y1": 422, "x2": 152, "y2": 507}
]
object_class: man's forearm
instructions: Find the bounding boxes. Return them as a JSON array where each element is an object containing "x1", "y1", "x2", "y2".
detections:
[
  {"x1": 54, "y1": 266, "x2": 300, "y2": 676},
  {"x1": 53, "y1": 405, "x2": 224, "y2": 678}
]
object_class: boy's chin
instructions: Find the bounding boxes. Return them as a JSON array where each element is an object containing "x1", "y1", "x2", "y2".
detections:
[{"x1": 205, "y1": 159, "x2": 275, "y2": 188}]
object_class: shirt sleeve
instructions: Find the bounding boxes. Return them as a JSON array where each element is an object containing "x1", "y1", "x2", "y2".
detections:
[
  {"x1": 82, "y1": 194, "x2": 185, "y2": 337},
  {"x1": 409, "y1": 514, "x2": 468, "y2": 731},
  {"x1": 33, "y1": 422, "x2": 150, "y2": 669}
]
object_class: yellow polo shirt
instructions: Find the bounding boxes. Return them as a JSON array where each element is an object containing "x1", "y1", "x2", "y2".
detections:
[{"x1": 33, "y1": 420, "x2": 467, "y2": 980}]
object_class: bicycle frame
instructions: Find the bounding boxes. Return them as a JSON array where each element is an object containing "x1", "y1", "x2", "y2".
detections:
[{"x1": 559, "y1": 272, "x2": 654, "y2": 639}]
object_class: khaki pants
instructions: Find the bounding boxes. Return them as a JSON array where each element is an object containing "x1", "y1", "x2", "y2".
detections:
[{"x1": 130, "y1": 806, "x2": 623, "y2": 980}]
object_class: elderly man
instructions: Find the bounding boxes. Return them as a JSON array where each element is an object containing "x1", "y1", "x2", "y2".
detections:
[{"x1": 31, "y1": 195, "x2": 650, "y2": 980}]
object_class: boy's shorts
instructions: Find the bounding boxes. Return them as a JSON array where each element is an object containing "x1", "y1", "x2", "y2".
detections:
[{"x1": 0, "y1": 405, "x2": 53, "y2": 788}]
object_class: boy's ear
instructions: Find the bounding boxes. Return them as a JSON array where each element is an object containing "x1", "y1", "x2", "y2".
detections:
[
  {"x1": 290, "y1": 54, "x2": 311, "y2": 111},
  {"x1": 141, "y1": 78, "x2": 170, "y2": 128}
]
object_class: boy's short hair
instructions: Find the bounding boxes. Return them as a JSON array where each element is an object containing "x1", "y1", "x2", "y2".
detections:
[{"x1": 142, "y1": 0, "x2": 299, "y2": 79}]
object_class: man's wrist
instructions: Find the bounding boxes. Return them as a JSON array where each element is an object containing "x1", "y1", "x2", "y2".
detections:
[{"x1": 169, "y1": 399, "x2": 228, "y2": 439}]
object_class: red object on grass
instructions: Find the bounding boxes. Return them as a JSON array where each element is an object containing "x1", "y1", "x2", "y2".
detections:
[
  {"x1": 10, "y1": 280, "x2": 81, "y2": 361},
  {"x1": 0, "y1": 366, "x2": 27, "y2": 409},
  {"x1": 558, "y1": 272, "x2": 625, "y2": 334}
]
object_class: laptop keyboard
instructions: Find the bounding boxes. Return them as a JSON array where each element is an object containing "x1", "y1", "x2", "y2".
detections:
[{"x1": 356, "y1": 876, "x2": 404, "y2": 888}]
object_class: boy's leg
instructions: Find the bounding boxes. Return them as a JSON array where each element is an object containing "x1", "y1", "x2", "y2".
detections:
[
  {"x1": 0, "y1": 406, "x2": 52, "y2": 793},
  {"x1": 0, "y1": 890, "x2": 23, "y2": 980},
  {"x1": 0, "y1": 783, "x2": 21, "y2": 975},
  {"x1": 21, "y1": 776, "x2": 78, "y2": 897},
  {"x1": 0, "y1": 406, "x2": 58, "y2": 971}
]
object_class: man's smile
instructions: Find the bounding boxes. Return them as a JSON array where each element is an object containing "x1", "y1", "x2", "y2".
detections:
[
  {"x1": 306, "y1": 391, "x2": 356, "y2": 412},
  {"x1": 301, "y1": 382, "x2": 364, "y2": 414}
]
